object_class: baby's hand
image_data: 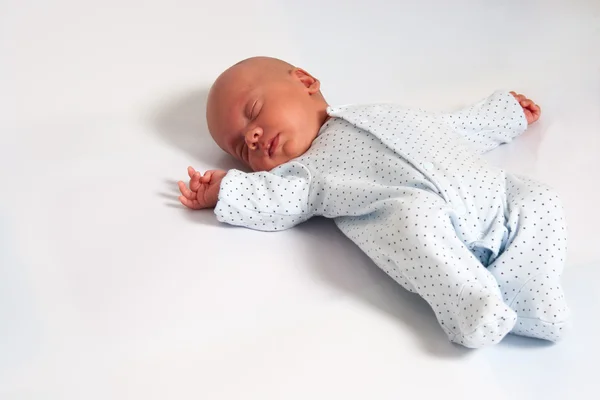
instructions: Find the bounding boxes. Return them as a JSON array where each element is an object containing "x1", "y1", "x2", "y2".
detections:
[
  {"x1": 177, "y1": 167, "x2": 227, "y2": 210},
  {"x1": 510, "y1": 91, "x2": 541, "y2": 125}
]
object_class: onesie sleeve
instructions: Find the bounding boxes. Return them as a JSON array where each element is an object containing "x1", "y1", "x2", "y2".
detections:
[
  {"x1": 214, "y1": 162, "x2": 315, "y2": 232},
  {"x1": 439, "y1": 90, "x2": 528, "y2": 154}
]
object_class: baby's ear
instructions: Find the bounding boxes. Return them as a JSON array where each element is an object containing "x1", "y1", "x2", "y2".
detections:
[{"x1": 292, "y1": 68, "x2": 320, "y2": 94}]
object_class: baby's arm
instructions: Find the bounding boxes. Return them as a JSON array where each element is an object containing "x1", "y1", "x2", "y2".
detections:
[
  {"x1": 439, "y1": 91, "x2": 540, "y2": 154},
  {"x1": 178, "y1": 163, "x2": 315, "y2": 232}
]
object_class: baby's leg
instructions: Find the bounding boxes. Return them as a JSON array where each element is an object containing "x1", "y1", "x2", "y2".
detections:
[
  {"x1": 487, "y1": 175, "x2": 570, "y2": 342},
  {"x1": 336, "y1": 194, "x2": 516, "y2": 348}
]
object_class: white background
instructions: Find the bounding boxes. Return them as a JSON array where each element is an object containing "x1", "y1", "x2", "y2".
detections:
[{"x1": 1, "y1": 1, "x2": 599, "y2": 399}]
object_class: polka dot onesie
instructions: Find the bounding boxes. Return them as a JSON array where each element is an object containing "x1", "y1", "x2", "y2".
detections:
[{"x1": 214, "y1": 91, "x2": 570, "y2": 348}]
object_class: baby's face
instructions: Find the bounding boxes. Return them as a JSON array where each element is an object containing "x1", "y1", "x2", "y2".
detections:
[{"x1": 207, "y1": 59, "x2": 326, "y2": 172}]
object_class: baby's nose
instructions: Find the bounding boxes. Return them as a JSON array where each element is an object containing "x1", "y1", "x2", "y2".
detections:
[{"x1": 245, "y1": 127, "x2": 263, "y2": 149}]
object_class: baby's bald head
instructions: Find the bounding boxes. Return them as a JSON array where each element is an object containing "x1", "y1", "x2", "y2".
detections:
[
  {"x1": 206, "y1": 57, "x2": 328, "y2": 171},
  {"x1": 227, "y1": 56, "x2": 295, "y2": 82}
]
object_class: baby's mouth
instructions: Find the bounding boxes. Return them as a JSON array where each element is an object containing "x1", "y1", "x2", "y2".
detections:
[{"x1": 268, "y1": 134, "x2": 280, "y2": 158}]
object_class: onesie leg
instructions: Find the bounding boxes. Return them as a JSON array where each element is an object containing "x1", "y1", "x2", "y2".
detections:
[
  {"x1": 487, "y1": 175, "x2": 570, "y2": 342},
  {"x1": 336, "y1": 193, "x2": 516, "y2": 348}
]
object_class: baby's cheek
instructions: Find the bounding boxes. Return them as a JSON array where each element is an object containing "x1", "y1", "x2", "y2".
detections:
[
  {"x1": 281, "y1": 140, "x2": 290, "y2": 155},
  {"x1": 284, "y1": 139, "x2": 301, "y2": 157}
]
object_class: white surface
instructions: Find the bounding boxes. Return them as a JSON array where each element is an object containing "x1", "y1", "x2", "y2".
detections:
[{"x1": 1, "y1": 1, "x2": 599, "y2": 399}]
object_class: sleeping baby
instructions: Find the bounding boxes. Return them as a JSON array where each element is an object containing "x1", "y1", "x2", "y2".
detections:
[{"x1": 177, "y1": 56, "x2": 570, "y2": 348}]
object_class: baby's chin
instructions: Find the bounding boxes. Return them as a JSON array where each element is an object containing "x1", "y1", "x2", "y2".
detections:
[{"x1": 249, "y1": 153, "x2": 296, "y2": 172}]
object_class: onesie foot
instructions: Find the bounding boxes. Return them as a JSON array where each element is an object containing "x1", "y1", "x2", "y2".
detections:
[
  {"x1": 511, "y1": 318, "x2": 570, "y2": 342},
  {"x1": 449, "y1": 283, "x2": 517, "y2": 348},
  {"x1": 510, "y1": 274, "x2": 571, "y2": 342}
]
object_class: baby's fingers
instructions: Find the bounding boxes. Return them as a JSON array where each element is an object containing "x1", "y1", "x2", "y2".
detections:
[
  {"x1": 530, "y1": 103, "x2": 541, "y2": 121},
  {"x1": 201, "y1": 170, "x2": 217, "y2": 183},
  {"x1": 520, "y1": 99, "x2": 534, "y2": 108},
  {"x1": 178, "y1": 181, "x2": 196, "y2": 200},
  {"x1": 510, "y1": 92, "x2": 526, "y2": 102},
  {"x1": 527, "y1": 101, "x2": 540, "y2": 112},
  {"x1": 187, "y1": 166, "x2": 197, "y2": 179},
  {"x1": 522, "y1": 99, "x2": 541, "y2": 113},
  {"x1": 179, "y1": 196, "x2": 202, "y2": 210},
  {"x1": 190, "y1": 172, "x2": 202, "y2": 191}
]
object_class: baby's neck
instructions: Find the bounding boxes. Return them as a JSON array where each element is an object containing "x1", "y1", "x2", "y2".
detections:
[{"x1": 318, "y1": 103, "x2": 331, "y2": 128}]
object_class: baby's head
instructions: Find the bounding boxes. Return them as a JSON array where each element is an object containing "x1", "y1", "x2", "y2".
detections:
[{"x1": 206, "y1": 57, "x2": 329, "y2": 171}]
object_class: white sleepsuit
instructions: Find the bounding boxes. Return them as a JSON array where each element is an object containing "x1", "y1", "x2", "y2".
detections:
[{"x1": 214, "y1": 91, "x2": 570, "y2": 348}]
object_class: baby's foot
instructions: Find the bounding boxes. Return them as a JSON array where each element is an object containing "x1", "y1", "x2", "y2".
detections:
[
  {"x1": 510, "y1": 274, "x2": 571, "y2": 342},
  {"x1": 448, "y1": 283, "x2": 517, "y2": 348}
]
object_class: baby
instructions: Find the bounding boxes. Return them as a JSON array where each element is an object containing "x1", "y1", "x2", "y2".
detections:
[{"x1": 178, "y1": 56, "x2": 570, "y2": 348}]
